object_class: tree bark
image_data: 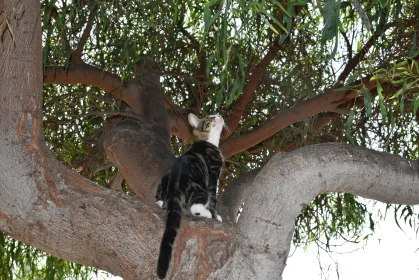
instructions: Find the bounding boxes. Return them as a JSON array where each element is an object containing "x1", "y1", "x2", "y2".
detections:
[{"x1": 1, "y1": 1, "x2": 419, "y2": 280}]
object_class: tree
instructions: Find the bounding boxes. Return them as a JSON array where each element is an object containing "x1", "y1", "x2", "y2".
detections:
[{"x1": 1, "y1": 0, "x2": 418, "y2": 279}]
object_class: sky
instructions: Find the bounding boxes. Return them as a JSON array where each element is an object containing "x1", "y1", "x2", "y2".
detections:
[{"x1": 284, "y1": 201, "x2": 419, "y2": 280}]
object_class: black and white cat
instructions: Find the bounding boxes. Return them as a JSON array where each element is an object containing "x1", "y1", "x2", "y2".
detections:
[{"x1": 155, "y1": 113, "x2": 225, "y2": 279}]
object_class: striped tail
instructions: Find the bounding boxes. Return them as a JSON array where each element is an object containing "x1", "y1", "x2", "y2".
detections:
[{"x1": 157, "y1": 198, "x2": 182, "y2": 279}]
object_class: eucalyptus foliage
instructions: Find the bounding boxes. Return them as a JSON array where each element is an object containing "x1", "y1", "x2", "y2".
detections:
[
  {"x1": 0, "y1": 232, "x2": 97, "y2": 280},
  {"x1": 2, "y1": 0, "x2": 419, "y2": 278}
]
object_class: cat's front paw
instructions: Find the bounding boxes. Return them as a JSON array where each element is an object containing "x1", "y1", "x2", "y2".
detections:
[
  {"x1": 155, "y1": 200, "x2": 163, "y2": 208},
  {"x1": 216, "y1": 215, "x2": 222, "y2": 222}
]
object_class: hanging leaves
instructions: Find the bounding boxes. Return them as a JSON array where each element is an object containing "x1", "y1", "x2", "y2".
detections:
[
  {"x1": 319, "y1": 0, "x2": 341, "y2": 60},
  {"x1": 363, "y1": 87, "x2": 372, "y2": 118}
]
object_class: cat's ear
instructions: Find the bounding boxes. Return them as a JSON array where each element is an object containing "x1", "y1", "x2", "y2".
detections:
[{"x1": 188, "y1": 113, "x2": 200, "y2": 128}]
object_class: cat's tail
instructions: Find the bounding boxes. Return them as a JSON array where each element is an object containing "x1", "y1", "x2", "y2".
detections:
[{"x1": 157, "y1": 198, "x2": 182, "y2": 279}]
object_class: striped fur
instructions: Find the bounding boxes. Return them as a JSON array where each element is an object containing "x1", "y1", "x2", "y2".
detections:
[{"x1": 155, "y1": 113, "x2": 224, "y2": 279}]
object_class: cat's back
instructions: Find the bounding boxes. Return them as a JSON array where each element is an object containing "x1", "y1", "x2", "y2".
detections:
[
  {"x1": 187, "y1": 141, "x2": 223, "y2": 164},
  {"x1": 172, "y1": 141, "x2": 222, "y2": 174}
]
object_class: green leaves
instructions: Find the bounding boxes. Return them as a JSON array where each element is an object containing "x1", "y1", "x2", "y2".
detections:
[
  {"x1": 346, "y1": 107, "x2": 356, "y2": 144},
  {"x1": 413, "y1": 93, "x2": 419, "y2": 115},
  {"x1": 363, "y1": 88, "x2": 372, "y2": 118},
  {"x1": 320, "y1": 0, "x2": 341, "y2": 42},
  {"x1": 391, "y1": 204, "x2": 419, "y2": 236},
  {"x1": 0, "y1": 232, "x2": 97, "y2": 280},
  {"x1": 408, "y1": 31, "x2": 417, "y2": 58},
  {"x1": 294, "y1": 193, "x2": 371, "y2": 249},
  {"x1": 390, "y1": 79, "x2": 417, "y2": 100},
  {"x1": 252, "y1": 1, "x2": 288, "y2": 35},
  {"x1": 370, "y1": 56, "x2": 419, "y2": 125},
  {"x1": 203, "y1": 0, "x2": 222, "y2": 40},
  {"x1": 319, "y1": 0, "x2": 341, "y2": 59},
  {"x1": 376, "y1": 79, "x2": 387, "y2": 121}
]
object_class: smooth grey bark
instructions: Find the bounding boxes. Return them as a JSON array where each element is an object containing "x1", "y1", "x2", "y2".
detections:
[
  {"x1": 1, "y1": 1, "x2": 419, "y2": 280},
  {"x1": 218, "y1": 168, "x2": 260, "y2": 224}
]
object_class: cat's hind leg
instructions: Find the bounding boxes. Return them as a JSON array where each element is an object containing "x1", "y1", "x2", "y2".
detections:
[{"x1": 190, "y1": 204, "x2": 212, "y2": 218}]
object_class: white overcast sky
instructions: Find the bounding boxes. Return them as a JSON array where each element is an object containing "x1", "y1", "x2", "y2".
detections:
[{"x1": 284, "y1": 200, "x2": 419, "y2": 280}]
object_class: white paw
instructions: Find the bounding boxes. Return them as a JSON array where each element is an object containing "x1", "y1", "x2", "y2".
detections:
[
  {"x1": 190, "y1": 204, "x2": 212, "y2": 218},
  {"x1": 155, "y1": 200, "x2": 163, "y2": 208},
  {"x1": 216, "y1": 215, "x2": 222, "y2": 222}
]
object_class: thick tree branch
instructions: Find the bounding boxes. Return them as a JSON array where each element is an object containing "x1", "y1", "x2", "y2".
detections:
[
  {"x1": 44, "y1": 63, "x2": 160, "y2": 121},
  {"x1": 44, "y1": 64, "x2": 127, "y2": 98},
  {"x1": 44, "y1": 62, "x2": 174, "y2": 201},
  {"x1": 103, "y1": 119, "x2": 174, "y2": 202},
  {"x1": 218, "y1": 168, "x2": 260, "y2": 224},
  {"x1": 44, "y1": 65, "x2": 178, "y2": 111},
  {"x1": 43, "y1": 64, "x2": 186, "y2": 138}
]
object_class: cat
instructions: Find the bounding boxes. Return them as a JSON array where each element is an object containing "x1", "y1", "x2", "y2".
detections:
[{"x1": 155, "y1": 113, "x2": 225, "y2": 279}]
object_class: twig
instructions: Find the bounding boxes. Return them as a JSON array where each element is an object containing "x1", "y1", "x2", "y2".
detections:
[{"x1": 72, "y1": 5, "x2": 98, "y2": 64}]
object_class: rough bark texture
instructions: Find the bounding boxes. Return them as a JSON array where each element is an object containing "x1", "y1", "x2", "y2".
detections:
[
  {"x1": 102, "y1": 61, "x2": 174, "y2": 203},
  {"x1": 103, "y1": 119, "x2": 174, "y2": 202},
  {"x1": 1, "y1": 1, "x2": 419, "y2": 280}
]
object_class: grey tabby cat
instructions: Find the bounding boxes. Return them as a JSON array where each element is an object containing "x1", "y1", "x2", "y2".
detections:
[{"x1": 155, "y1": 113, "x2": 225, "y2": 279}]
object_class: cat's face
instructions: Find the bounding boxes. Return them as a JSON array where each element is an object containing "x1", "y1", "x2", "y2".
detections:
[{"x1": 188, "y1": 113, "x2": 224, "y2": 142}]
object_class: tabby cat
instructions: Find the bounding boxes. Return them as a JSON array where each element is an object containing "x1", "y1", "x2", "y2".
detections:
[{"x1": 155, "y1": 113, "x2": 225, "y2": 279}]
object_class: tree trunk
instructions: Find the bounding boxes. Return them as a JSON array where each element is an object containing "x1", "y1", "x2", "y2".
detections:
[{"x1": 1, "y1": 1, "x2": 418, "y2": 279}]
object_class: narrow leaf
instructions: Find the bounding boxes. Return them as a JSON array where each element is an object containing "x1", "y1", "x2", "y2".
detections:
[
  {"x1": 413, "y1": 93, "x2": 419, "y2": 115},
  {"x1": 363, "y1": 88, "x2": 372, "y2": 118},
  {"x1": 273, "y1": 0, "x2": 292, "y2": 18},
  {"x1": 400, "y1": 96, "x2": 405, "y2": 115},
  {"x1": 390, "y1": 80, "x2": 416, "y2": 99},
  {"x1": 409, "y1": 31, "x2": 417, "y2": 57},
  {"x1": 376, "y1": 80, "x2": 387, "y2": 120},
  {"x1": 346, "y1": 108, "x2": 355, "y2": 144}
]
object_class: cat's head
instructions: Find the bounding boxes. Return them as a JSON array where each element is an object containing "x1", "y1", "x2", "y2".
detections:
[{"x1": 188, "y1": 113, "x2": 225, "y2": 147}]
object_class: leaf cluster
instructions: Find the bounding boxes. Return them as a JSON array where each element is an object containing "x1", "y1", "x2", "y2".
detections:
[{"x1": 0, "y1": 232, "x2": 97, "y2": 280}]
